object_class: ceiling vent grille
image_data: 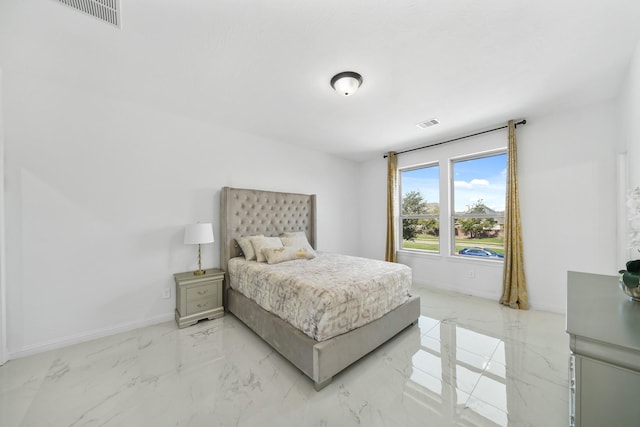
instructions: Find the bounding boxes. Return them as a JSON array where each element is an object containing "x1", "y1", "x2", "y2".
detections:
[
  {"x1": 416, "y1": 118, "x2": 440, "y2": 129},
  {"x1": 56, "y1": 0, "x2": 121, "y2": 27}
]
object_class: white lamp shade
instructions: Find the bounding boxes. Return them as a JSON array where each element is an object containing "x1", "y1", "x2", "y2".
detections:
[{"x1": 184, "y1": 223, "x2": 214, "y2": 245}]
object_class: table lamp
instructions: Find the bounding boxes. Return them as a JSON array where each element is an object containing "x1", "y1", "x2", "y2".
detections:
[{"x1": 184, "y1": 223, "x2": 214, "y2": 275}]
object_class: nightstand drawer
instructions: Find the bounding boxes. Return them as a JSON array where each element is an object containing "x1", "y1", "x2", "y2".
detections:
[
  {"x1": 186, "y1": 283, "x2": 217, "y2": 302},
  {"x1": 186, "y1": 298, "x2": 216, "y2": 315}
]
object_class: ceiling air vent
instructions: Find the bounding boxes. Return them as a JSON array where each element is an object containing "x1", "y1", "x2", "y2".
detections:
[
  {"x1": 416, "y1": 118, "x2": 440, "y2": 129},
  {"x1": 56, "y1": 0, "x2": 121, "y2": 28}
]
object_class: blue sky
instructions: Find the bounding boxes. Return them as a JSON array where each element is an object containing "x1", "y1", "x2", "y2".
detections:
[
  {"x1": 401, "y1": 165, "x2": 440, "y2": 207},
  {"x1": 401, "y1": 153, "x2": 507, "y2": 213}
]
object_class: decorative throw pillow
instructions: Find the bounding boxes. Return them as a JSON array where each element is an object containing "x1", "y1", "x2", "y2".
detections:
[
  {"x1": 249, "y1": 236, "x2": 284, "y2": 263},
  {"x1": 263, "y1": 246, "x2": 316, "y2": 265},
  {"x1": 280, "y1": 234, "x2": 316, "y2": 257},
  {"x1": 236, "y1": 234, "x2": 263, "y2": 261}
]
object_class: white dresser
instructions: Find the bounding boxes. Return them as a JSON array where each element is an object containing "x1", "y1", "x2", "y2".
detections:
[{"x1": 567, "y1": 271, "x2": 640, "y2": 427}]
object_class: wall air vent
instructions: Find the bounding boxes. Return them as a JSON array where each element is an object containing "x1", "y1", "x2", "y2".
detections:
[
  {"x1": 416, "y1": 118, "x2": 440, "y2": 129},
  {"x1": 56, "y1": 0, "x2": 121, "y2": 28}
]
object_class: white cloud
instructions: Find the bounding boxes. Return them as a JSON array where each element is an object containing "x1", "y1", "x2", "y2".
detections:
[
  {"x1": 470, "y1": 179, "x2": 489, "y2": 186},
  {"x1": 454, "y1": 179, "x2": 490, "y2": 189},
  {"x1": 454, "y1": 181, "x2": 471, "y2": 189}
]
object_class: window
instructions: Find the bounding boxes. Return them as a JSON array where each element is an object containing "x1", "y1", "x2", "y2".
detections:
[
  {"x1": 397, "y1": 151, "x2": 506, "y2": 261},
  {"x1": 399, "y1": 165, "x2": 440, "y2": 252},
  {"x1": 452, "y1": 153, "x2": 506, "y2": 259}
]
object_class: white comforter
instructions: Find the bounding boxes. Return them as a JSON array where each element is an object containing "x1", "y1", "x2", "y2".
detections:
[{"x1": 228, "y1": 252, "x2": 412, "y2": 341}]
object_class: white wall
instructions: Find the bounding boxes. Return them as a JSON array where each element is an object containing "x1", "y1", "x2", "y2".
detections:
[
  {"x1": 0, "y1": 1, "x2": 358, "y2": 358},
  {"x1": 0, "y1": 67, "x2": 7, "y2": 365},
  {"x1": 518, "y1": 103, "x2": 618, "y2": 312},
  {"x1": 621, "y1": 40, "x2": 640, "y2": 190},
  {"x1": 619, "y1": 39, "x2": 640, "y2": 257},
  {"x1": 359, "y1": 102, "x2": 619, "y2": 313},
  {"x1": 2, "y1": 72, "x2": 359, "y2": 357}
]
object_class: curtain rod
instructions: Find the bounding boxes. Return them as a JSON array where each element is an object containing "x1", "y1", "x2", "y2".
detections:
[{"x1": 383, "y1": 119, "x2": 527, "y2": 158}]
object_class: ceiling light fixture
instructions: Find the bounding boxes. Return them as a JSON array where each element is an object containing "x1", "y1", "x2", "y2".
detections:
[{"x1": 330, "y1": 71, "x2": 363, "y2": 96}]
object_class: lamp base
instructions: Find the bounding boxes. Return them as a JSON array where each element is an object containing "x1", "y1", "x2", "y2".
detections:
[{"x1": 193, "y1": 269, "x2": 206, "y2": 276}]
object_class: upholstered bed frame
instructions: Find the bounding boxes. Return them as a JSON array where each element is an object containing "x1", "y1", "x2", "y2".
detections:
[{"x1": 220, "y1": 186, "x2": 420, "y2": 390}]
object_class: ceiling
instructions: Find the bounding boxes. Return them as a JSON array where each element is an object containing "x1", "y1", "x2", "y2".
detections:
[{"x1": 2, "y1": 0, "x2": 640, "y2": 161}]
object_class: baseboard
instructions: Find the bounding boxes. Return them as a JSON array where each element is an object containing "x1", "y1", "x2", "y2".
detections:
[{"x1": 9, "y1": 312, "x2": 175, "y2": 360}]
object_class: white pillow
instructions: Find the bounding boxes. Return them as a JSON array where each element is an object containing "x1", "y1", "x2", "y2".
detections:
[
  {"x1": 280, "y1": 234, "x2": 316, "y2": 256},
  {"x1": 236, "y1": 235, "x2": 263, "y2": 261},
  {"x1": 249, "y1": 236, "x2": 284, "y2": 263},
  {"x1": 263, "y1": 246, "x2": 316, "y2": 264}
]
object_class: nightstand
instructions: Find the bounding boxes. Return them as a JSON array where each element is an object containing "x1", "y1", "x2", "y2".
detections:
[{"x1": 174, "y1": 268, "x2": 224, "y2": 328}]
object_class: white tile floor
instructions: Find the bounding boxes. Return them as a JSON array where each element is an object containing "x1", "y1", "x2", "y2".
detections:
[{"x1": 0, "y1": 285, "x2": 570, "y2": 426}]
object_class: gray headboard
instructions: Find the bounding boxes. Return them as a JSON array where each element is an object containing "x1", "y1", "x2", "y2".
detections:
[{"x1": 220, "y1": 187, "x2": 317, "y2": 274}]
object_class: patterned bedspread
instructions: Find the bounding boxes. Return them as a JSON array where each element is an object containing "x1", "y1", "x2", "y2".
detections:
[{"x1": 228, "y1": 252, "x2": 412, "y2": 341}]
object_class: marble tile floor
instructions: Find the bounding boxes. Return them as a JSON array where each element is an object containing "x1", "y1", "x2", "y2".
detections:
[{"x1": 0, "y1": 285, "x2": 570, "y2": 427}]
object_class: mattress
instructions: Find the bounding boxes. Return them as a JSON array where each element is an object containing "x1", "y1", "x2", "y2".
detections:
[{"x1": 227, "y1": 252, "x2": 412, "y2": 341}]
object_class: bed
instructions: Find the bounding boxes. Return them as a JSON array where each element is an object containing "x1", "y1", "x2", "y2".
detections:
[{"x1": 220, "y1": 186, "x2": 420, "y2": 390}]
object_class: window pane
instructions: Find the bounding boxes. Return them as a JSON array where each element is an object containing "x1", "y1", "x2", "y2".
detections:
[
  {"x1": 401, "y1": 166, "x2": 439, "y2": 215},
  {"x1": 453, "y1": 154, "x2": 506, "y2": 215},
  {"x1": 453, "y1": 154, "x2": 506, "y2": 257},
  {"x1": 400, "y1": 165, "x2": 440, "y2": 253},
  {"x1": 402, "y1": 218, "x2": 440, "y2": 252}
]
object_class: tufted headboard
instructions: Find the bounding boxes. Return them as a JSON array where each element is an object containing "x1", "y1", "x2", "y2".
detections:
[{"x1": 220, "y1": 187, "x2": 317, "y2": 274}]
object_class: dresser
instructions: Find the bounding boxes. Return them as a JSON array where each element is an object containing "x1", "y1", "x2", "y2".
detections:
[
  {"x1": 174, "y1": 268, "x2": 224, "y2": 328},
  {"x1": 566, "y1": 271, "x2": 640, "y2": 427}
]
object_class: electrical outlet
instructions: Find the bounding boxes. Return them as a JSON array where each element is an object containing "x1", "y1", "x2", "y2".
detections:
[
  {"x1": 468, "y1": 270, "x2": 476, "y2": 279},
  {"x1": 162, "y1": 287, "x2": 171, "y2": 299}
]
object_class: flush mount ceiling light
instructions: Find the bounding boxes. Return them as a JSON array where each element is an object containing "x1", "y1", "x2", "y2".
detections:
[{"x1": 330, "y1": 71, "x2": 363, "y2": 96}]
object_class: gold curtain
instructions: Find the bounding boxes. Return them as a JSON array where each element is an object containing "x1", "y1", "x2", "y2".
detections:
[
  {"x1": 385, "y1": 152, "x2": 398, "y2": 262},
  {"x1": 500, "y1": 120, "x2": 529, "y2": 309}
]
